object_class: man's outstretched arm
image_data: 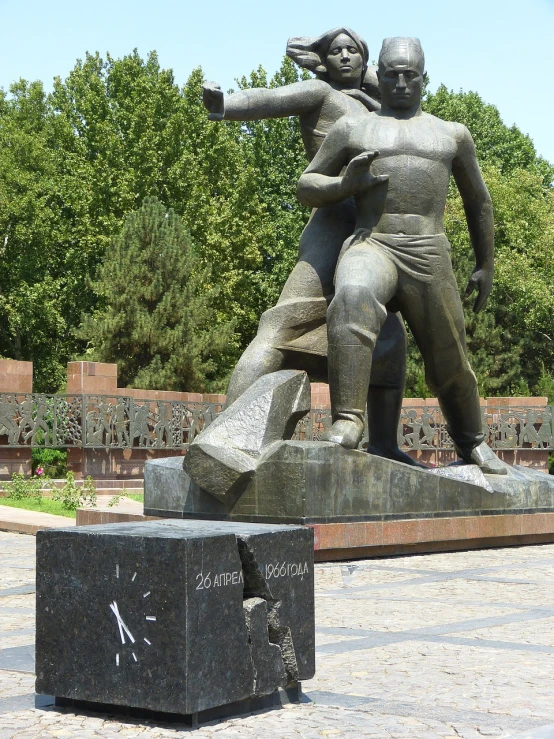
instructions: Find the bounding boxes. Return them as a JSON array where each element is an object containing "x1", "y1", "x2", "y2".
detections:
[
  {"x1": 297, "y1": 118, "x2": 387, "y2": 207},
  {"x1": 452, "y1": 125, "x2": 494, "y2": 313}
]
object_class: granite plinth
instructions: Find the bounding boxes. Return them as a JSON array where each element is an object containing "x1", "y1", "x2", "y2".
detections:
[
  {"x1": 35, "y1": 520, "x2": 314, "y2": 716},
  {"x1": 144, "y1": 442, "x2": 554, "y2": 524}
]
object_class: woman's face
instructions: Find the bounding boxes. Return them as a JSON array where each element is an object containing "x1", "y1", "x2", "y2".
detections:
[{"x1": 325, "y1": 33, "x2": 364, "y2": 84}]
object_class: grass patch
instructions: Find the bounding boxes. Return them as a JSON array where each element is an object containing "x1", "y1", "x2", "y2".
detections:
[
  {"x1": 127, "y1": 493, "x2": 144, "y2": 503},
  {"x1": 0, "y1": 497, "x2": 76, "y2": 518}
]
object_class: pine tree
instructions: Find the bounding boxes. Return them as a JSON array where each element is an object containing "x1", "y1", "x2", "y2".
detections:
[{"x1": 78, "y1": 197, "x2": 236, "y2": 391}]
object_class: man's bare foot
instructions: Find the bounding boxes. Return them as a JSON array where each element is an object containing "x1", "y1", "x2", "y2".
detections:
[
  {"x1": 457, "y1": 441, "x2": 508, "y2": 475},
  {"x1": 322, "y1": 418, "x2": 364, "y2": 449},
  {"x1": 367, "y1": 444, "x2": 428, "y2": 468}
]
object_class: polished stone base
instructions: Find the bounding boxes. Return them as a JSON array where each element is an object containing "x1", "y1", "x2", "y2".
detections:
[
  {"x1": 310, "y1": 512, "x2": 554, "y2": 561},
  {"x1": 144, "y1": 442, "x2": 554, "y2": 524},
  {"x1": 53, "y1": 683, "x2": 303, "y2": 726}
]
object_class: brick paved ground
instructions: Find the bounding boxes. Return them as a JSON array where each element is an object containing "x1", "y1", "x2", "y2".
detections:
[{"x1": 1, "y1": 530, "x2": 554, "y2": 738}]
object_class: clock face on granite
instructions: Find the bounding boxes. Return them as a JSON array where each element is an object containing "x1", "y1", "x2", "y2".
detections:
[{"x1": 109, "y1": 563, "x2": 157, "y2": 668}]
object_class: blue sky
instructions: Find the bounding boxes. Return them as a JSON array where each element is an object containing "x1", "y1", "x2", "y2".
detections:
[{"x1": 0, "y1": 0, "x2": 553, "y2": 164}]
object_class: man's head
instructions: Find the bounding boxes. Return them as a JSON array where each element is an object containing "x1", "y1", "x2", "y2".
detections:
[{"x1": 377, "y1": 37, "x2": 425, "y2": 110}]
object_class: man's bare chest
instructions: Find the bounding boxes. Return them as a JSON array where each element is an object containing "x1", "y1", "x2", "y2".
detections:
[{"x1": 351, "y1": 117, "x2": 458, "y2": 165}]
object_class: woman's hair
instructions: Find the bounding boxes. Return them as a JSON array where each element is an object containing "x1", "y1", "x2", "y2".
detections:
[{"x1": 286, "y1": 27, "x2": 369, "y2": 81}]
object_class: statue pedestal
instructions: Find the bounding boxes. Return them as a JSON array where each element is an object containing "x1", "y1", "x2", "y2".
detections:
[
  {"x1": 145, "y1": 442, "x2": 554, "y2": 523},
  {"x1": 143, "y1": 443, "x2": 554, "y2": 561}
]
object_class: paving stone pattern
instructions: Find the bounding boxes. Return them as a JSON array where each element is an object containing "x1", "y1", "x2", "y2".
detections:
[{"x1": 1, "y1": 531, "x2": 554, "y2": 737}]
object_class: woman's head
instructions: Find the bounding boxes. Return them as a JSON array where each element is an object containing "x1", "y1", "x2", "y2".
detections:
[{"x1": 287, "y1": 27, "x2": 369, "y2": 86}]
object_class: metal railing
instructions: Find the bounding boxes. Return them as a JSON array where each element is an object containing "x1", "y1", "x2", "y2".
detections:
[
  {"x1": 0, "y1": 394, "x2": 221, "y2": 450},
  {"x1": 0, "y1": 394, "x2": 551, "y2": 453},
  {"x1": 294, "y1": 406, "x2": 554, "y2": 452}
]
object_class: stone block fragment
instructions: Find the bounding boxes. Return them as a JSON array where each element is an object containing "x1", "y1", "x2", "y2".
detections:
[
  {"x1": 144, "y1": 455, "x2": 227, "y2": 517},
  {"x1": 184, "y1": 370, "x2": 310, "y2": 502},
  {"x1": 243, "y1": 598, "x2": 287, "y2": 695}
]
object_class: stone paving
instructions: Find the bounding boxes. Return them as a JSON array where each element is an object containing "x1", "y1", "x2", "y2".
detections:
[{"x1": 1, "y1": 530, "x2": 554, "y2": 738}]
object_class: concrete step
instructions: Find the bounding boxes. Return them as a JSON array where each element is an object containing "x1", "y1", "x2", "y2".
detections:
[
  {"x1": 0, "y1": 504, "x2": 76, "y2": 535},
  {"x1": 76, "y1": 499, "x2": 157, "y2": 527},
  {"x1": 0, "y1": 495, "x2": 144, "y2": 535}
]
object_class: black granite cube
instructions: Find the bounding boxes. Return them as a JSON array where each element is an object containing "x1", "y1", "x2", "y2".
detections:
[{"x1": 35, "y1": 520, "x2": 314, "y2": 716}]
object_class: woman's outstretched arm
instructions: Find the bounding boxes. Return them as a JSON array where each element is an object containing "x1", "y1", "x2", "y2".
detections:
[{"x1": 203, "y1": 78, "x2": 329, "y2": 121}]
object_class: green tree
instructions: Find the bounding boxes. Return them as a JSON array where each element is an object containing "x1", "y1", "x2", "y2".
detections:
[
  {"x1": 78, "y1": 197, "x2": 235, "y2": 391},
  {"x1": 164, "y1": 66, "x2": 275, "y2": 347},
  {"x1": 52, "y1": 52, "x2": 278, "y2": 356},
  {"x1": 424, "y1": 85, "x2": 554, "y2": 184},
  {"x1": 0, "y1": 51, "x2": 277, "y2": 390},
  {"x1": 0, "y1": 79, "x2": 85, "y2": 391},
  {"x1": 0, "y1": 52, "x2": 552, "y2": 397},
  {"x1": 402, "y1": 86, "x2": 554, "y2": 397}
]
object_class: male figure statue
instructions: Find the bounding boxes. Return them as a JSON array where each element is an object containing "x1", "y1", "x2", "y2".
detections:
[
  {"x1": 297, "y1": 37, "x2": 505, "y2": 474},
  {"x1": 203, "y1": 28, "x2": 417, "y2": 466}
]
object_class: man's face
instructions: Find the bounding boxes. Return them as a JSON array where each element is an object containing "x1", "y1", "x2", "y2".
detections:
[
  {"x1": 378, "y1": 51, "x2": 424, "y2": 109},
  {"x1": 325, "y1": 33, "x2": 364, "y2": 85}
]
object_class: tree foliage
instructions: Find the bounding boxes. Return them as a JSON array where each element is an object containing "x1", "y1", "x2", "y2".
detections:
[
  {"x1": 0, "y1": 54, "x2": 551, "y2": 397},
  {"x1": 79, "y1": 196, "x2": 235, "y2": 391},
  {"x1": 235, "y1": 58, "x2": 311, "y2": 304}
]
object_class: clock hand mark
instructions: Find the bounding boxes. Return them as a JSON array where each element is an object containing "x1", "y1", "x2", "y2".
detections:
[
  {"x1": 109, "y1": 601, "x2": 136, "y2": 644},
  {"x1": 110, "y1": 602, "x2": 126, "y2": 644}
]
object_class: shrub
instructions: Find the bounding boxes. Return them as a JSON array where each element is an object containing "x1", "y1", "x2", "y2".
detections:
[
  {"x1": 3, "y1": 473, "x2": 47, "y2": 500},
  {"x1": 51, "y1": 472, "x2": 97, "y2": 511}
]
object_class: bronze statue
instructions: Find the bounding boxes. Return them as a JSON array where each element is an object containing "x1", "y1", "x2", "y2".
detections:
[
  {"x1": 297, "y1": 37, "x2": 505, "y2": 475},
  {"x1": 203, "y1": 27, "x2": 417, "y2": 466}
]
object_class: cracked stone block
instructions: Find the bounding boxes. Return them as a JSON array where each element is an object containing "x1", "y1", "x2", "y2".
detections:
[
  {"x1": 184, "y1": 370, "x2": 310, "y2": 502},
  {"x1": 235, "y1": 524, "x2": 314, "y2": 680},
  {"x1": 243, "y1": 598, "x2": 287, "y2": 695},
  {"x1": 36, "y1": 520, "x2": 314, "y2": 717}
]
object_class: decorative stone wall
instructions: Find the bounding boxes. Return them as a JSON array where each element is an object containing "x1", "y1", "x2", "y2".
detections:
[
  {"x1": 308, "y1": 384, "x2": 551, "y2": 472},
  {"x1": 65, "y1": 362, "x2": 225, "y2": 479},
  {"x1": 0, "y1": 360, "x2": 33, "y2": 477},
  {"x1": 0, "y1": 361, "x2": 550, "y2": 479}
]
